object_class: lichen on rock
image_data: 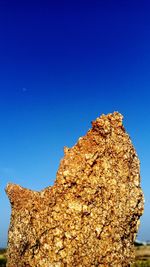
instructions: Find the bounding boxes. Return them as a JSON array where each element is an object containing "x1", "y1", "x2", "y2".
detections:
[{"x1": 6, "y1": 112, "x2": 144, "y2": 267}]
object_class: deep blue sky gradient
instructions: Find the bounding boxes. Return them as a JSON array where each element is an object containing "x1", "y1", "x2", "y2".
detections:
[{"x1": 0, "y1": 0, "x2": 150, "y2": 247}]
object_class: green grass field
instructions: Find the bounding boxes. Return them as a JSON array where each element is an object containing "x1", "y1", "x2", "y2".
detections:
[
  {"x1": 131, "y1": 260, "x2": 150, "y2": 267},
  {"x1": 131, "y1": 245, "x2": 150, "y2": 266}
]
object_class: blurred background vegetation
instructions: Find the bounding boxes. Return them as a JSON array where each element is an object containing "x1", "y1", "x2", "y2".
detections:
[{"x1": 0, "y1": 249, "x2": 6, "y2": 267}]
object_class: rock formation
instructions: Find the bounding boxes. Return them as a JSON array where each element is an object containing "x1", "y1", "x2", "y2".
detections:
[{"x1": 6, "y1": 112, "x2": 144, "y2": 267}]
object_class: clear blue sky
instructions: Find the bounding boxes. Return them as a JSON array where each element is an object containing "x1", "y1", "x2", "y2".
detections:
[{"x1": 0, "y1": 0, "x2": 150, "y2": 247}]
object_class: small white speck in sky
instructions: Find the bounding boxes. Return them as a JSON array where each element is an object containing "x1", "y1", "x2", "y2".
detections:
[{"x1": 22, "y1": 88, "x2": 27, "y2": 92}]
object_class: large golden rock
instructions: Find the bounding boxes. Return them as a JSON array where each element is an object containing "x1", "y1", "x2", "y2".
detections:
[{"x1": 6, "y1": 112, "x2": 144, "y2": 267}]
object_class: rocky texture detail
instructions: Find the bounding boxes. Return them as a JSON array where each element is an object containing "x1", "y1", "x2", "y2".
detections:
[{"x1": 6, "y1": 112, "x2": 144, "y2": 267}]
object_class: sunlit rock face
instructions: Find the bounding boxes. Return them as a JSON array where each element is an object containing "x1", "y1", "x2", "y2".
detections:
[{"x1": 6, "y1": 112, "x2": 144, "y2": 267}]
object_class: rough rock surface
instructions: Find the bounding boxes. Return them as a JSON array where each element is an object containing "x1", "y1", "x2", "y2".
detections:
[{"x1": 6, "y1": 112, "x2": 144, "y2": 267}]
